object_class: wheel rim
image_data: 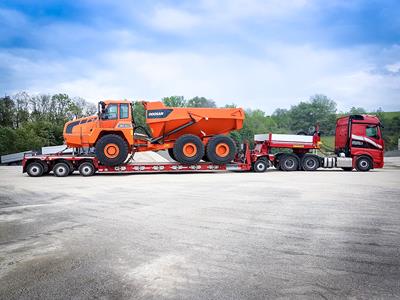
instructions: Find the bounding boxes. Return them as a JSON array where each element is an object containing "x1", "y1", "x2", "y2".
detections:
[
  {"x1": 82, "y1": 166, "x2": 92, "y2": 175},
  {"x1": 183, "y1": 143, "x2": 197, "y2": 157},
  {"x1": 30, "y1": 166, "x2": 40, "y2": 175},
  {"x1": 104, "y1": 143, "x2": 120, "y2": 159},
  {"x1": 285, "y1": 159, "x2": 295, "y2": 169},
  {"x1": 215, "y1": 143, "x2": 229, "y2": 158},
  {"x1": 57, "y1": 166, "x2": 67, "y2": 175},
  {"x1": 360, "y1": 160, "x2": 368, "y2": 168},
  {"x1": 257, "y1": 162, "x2": 266, "y2": 171},
  {"x1": 306, "y1": 158, "x2": 316, "y2": 169}
]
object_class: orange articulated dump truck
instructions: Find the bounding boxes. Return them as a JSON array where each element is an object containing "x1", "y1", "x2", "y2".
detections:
[{"x1": 63, "y1": 100, "x2": 245, "y2": 166}]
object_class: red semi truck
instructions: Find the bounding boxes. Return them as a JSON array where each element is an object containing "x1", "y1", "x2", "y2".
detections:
[
  {"x1": 251, "y1": 114, "x2": 384, "y2": 172},
  {"x1": 22, "y1": 114, "x2": 384, "y2": 176}
]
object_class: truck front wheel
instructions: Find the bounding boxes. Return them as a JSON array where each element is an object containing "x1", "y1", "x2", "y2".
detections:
[
  {"x1": 356, "y1": 156, "x2": 372, "y2": 172},
  {"x1": 95, "y1": 134, "x2": 129, "y2": 166}
]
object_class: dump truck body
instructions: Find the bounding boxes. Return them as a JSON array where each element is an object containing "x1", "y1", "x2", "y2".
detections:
[{"x1": 63, "y1": 100, "x2": 244, "y2": 166}]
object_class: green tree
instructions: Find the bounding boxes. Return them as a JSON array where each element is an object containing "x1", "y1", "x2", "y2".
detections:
[
  {"x1": 348, "y1": 106, "x2": 367, "y2": 114},
  {"x1": 162, "y1": 96, "x2": 186, "y2": 107},
  {"x1": 289, "y1": 94, "x2": 337, "y2": 135},
  {"x1": 0, "y1": 96, "x2": 15, "y2": 127},
  {"x1": 187, "y1": 96, "x2": 216, "y2": 108}
]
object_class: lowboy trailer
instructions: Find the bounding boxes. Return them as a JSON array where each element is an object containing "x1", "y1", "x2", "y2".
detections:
[
  {"x1": 22, "y1": 144, "x2": 252, "y2": 177},
  {"x1": 22, "y1": 114, "x2": 384, "y2": 177}
]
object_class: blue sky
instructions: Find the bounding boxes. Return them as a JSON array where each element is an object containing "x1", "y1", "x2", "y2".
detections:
[{"x1": 0, "y1": 0, "x2": 399, "y2": 113}]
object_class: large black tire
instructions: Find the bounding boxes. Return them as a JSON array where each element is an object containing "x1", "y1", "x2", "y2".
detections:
[
  {"x1": 79, "y1": 161, "x2": 96, "y2": 176},
  {"x1": 356, "y1": 156, "x2": 373, "y2": 172},
  {"x1": 53, "y1": 162, "x2": 70, "y2": 177},
  {"x1": 26, "y1": 162, "x2": 44, "y2": 177},
  {"x1": 173, "y1": 134, "x2": 204, "y2": 165},
  {"x1": 95, "y1": 134, "x2": 129, "y2": 166},
  {"x1": 168, "y1": 148, "x2": 176, "y2": 161},
  {"x1": 206, "y1": 135, "x2": 236, "y2": 165},
  {"x1": 253, "y1": 158, "x2": 268, "y2": 172},
  {"x1": 280, "y1": 154, "x2": 299, "y2": 171},
  {"x1": 301, "y1": 154, "x2": 320, "y2": 171}
]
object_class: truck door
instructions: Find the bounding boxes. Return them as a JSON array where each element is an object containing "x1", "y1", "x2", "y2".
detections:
[
  {"x1": 100, "y1": 103, "x2": 119, "y2": 129},
  {"x1": 351, "y1": 123, "x2": 384, "y2": 167}
]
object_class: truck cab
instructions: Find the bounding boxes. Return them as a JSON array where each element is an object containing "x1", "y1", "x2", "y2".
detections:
[{"x1": 335, "y1": 114, "x2": 384, "y2": 170}]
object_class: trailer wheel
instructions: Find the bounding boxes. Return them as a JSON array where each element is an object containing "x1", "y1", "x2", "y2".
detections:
[
  {"x1": 26, "y1": 162, "x2": 44, "y2": 177},
  {"x1": 173, "y1": 134, "x2": 204, "y2": 165},
  {"x1": 168, "y1": 148, "x2": 176, "y2": 161},
  {"x1": 253, "y1": 158, "x2": 268, "y2": 172},
  {"x1": 280, "y1": 154, "x2": 299, "y2": 171},
  {"x1": 356, "y1": 156, "x2": 372, "y2": 172},
  {"x1": 301, "y1": 155, "x2": 320, "y2": 171},
  {"x1": 53, "y1": 162, "x2": 70, "y2": 177},
  {"x1": 95, "y1": 134, "x2": 129, "y2": 166},
  {"x1": 79, "y1": 162, "x2": 96, "y2": 176},
  {"x1": 206, "y1": 135, "x2": 236, "y2": 165}
]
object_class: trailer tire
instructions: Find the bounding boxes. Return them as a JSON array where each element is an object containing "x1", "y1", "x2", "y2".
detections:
[
  {"x1": 356, "y1": 156, "x2": 372, "y2": 172},
  {"x1": 280, "y1": 154, "x2": 299, "y2": 171},
  {"x1": 253, "y1": 158, "x2": 268, "y2": 172},
  {"x1": 95, "y1": 134, "x2": 129, "y2": 166},
  {"x1": 53, "y1": 162, "x2": 70, "y2": 177},
  {"x1": 206, "y1": 135, "x2": 236, "y2": 165},
  {"x1": 173, "y1": 134, "x2": 204, "y2": 165},
  {"x1": 301, "y1": 154, "x2": 320, "y2": 171},
  {"x1": 79, "y1": 162, "x2": 96, "y2": 176},
  {"x1": 26, "y1": 162, "x2": 44, "y2": 177}
]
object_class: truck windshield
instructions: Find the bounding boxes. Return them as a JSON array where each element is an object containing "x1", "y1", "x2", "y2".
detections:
[
  {"x1": 366, "y1": 125, "x2": 378, "y2": 139},
  {"x1": 103, "y1": 104, "x2": 118, "y2": 120}
]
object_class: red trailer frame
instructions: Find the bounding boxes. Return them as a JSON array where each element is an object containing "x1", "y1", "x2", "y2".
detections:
[{"x1": 22, "y1": 144, "x2": 252, "y2": 177}]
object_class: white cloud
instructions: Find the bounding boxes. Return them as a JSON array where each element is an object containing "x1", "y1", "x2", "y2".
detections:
[
  {"x1": 145, "y1": 7, "x2": 202, "y2": 34},
  {"x1": 3, "y1": 43, "x2": 399, "y2": 113}
]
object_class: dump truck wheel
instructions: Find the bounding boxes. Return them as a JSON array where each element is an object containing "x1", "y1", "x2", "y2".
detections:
[
  {"x1": 173, "y1": 134, "x2": 204, "y2": 165},
  {"x1": 53, "y1": 162, "x2": 70, "y2": 177},
  {"x1": 168, "y1": 148, "x2": 176, "y2": 161},
  {"x1": 206, "y1": 135, "x2": 236, "y2": 164},
  {"x1": 253, "y1": 158, "x2": 268, "y2": 172},
  {"x1": 26, "y1": 162, "x2": 44, "y2": 177},
  {"x1": 301, "y1": 154, "x2": 320, "y2": 171},
  {"x1": 95, "y1": 134, "x2": 129, "y2": 166},
  {"x1": 356, "y1": 156, "x2": 372, "y2": 172},
  {"x1": 280, "y1": 154, "x2": 299, "y2": 171},
  {"x1": 79, "y1": 162, "x2": 96, "y2": 176}
]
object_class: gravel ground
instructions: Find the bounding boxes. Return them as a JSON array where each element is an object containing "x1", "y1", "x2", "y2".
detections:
[{"x1": 1, "y1": 159, "x2": 400, "y2": 299}]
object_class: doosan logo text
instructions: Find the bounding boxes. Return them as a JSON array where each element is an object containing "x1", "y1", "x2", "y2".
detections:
[
  {"x1": 147, "y1": 109, "x2": 172, "y2": 118},
  {"x1": 148, "y1": 112, "x2": 164, "y2": 116}
]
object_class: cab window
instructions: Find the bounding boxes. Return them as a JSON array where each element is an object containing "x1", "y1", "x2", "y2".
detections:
[
  {"x1": 104, "y1": 104, "x2": 118, "y2": 120},
  {"x1": 120, "y1": 104, "x2": 129, "y2": 119},
  {"x1": 366, "y1": 125, "x2": 378, "y2": 139}
]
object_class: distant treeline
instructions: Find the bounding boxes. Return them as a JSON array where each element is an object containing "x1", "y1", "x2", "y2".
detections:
[{"x1": 0, "y1": 93, "x2": 399, "y2": 156}]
